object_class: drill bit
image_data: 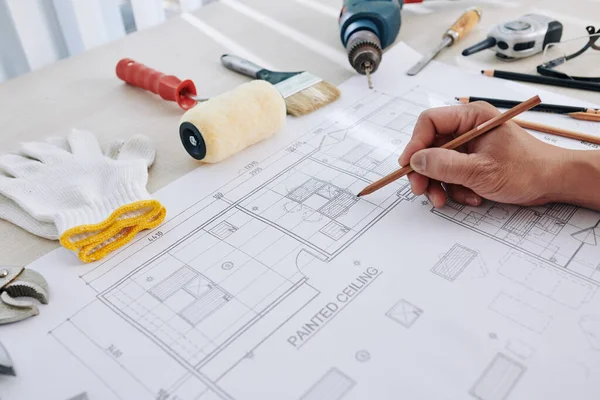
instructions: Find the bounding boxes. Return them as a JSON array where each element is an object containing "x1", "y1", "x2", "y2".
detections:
[
  {"x1": 346, "y1": 31, "x2": 382, "y2": 90},
  {"x1": 364, "y1": 62, "x2": 373, "y2": 89}
]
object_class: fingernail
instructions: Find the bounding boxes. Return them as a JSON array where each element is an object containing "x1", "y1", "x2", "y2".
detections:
[
  {"x1": 466, "y1": 195, "x2": 481, "y2": 206},
  {"x1": 410, "y1": 152, "x2": 426, "y2": 173},
  {"x1": 407, "y1": 173, "x2": 414, "y2": 187}
]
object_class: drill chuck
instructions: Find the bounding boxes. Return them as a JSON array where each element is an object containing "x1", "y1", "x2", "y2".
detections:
[{"x1": 346, "y1": 30, "x2": 383, "y2": 75}]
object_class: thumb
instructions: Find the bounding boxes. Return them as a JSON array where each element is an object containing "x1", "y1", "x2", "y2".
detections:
[{"x1": 410, "y1": 148, "x2": 481, "y2": 186}]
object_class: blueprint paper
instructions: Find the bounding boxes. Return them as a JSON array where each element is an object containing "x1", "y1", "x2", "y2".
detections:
[{"x1": 2, "y1": 43, "x2": 600, "y2": 400}]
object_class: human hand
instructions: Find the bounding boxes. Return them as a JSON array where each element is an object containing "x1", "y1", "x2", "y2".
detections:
[{"x1": 398, "y1": 101, "x2": 567, "y2": 208}]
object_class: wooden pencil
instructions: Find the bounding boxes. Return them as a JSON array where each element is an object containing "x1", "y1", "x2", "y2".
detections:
[
  {"x1": 514, "y1": 119, "x2": 600, "y2": 145},
  {"x1": 357, "y1": 95, "x2": 542, "y2": 197},
  {"x1": 569, "y1": 112, "x2": 600, "y2": 122}
]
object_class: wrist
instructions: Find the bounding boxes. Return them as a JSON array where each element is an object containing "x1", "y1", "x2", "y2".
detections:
[{"x1": 546, "y1": 149, "x2": 600, "y2": 208}]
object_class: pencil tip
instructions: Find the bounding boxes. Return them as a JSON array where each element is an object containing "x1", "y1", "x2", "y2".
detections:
[
  {"x1": 454, "y1": 97, "x2": 459, "y2": 101},
  {"x1": 356, "y1": 193, "x2": 362, "y2": 198}
]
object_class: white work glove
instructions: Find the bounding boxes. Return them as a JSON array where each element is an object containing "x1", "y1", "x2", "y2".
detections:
[
  {"x1": 0, "y1": 137, "x2": 71, "y2": 239},
  {"x1": 0, "y1": 195, "x2": 57, "y2": 239},
  {"x1": 0, "y1": 134, "x2": 155, "y2": 240},
  {"x1": 0, "y1": 129, "x2": 166, "y2": 262}
]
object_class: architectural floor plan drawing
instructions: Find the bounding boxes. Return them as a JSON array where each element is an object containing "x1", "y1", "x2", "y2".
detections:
[
  {"x1": 299, "y1": 367, "x2": 356, "y2": 400},
  {"x1": 497, "y1": 250, "x2": 597, "y2": 309},
  {"x1": 44, "y1": 87, "x2": 426, "y2": 400},
  {"x1": 4, "y1": 44, "x2": 600, "y2": 400},
  {"x1": 434, "y1": 201, "x2": 600, "y2": 285},
  {"x1": 431, "y1": 243, "x2": 478, "y2": 282},
  {"x1": 470, "y1": 353, "x2": 526, "y2": 400}
]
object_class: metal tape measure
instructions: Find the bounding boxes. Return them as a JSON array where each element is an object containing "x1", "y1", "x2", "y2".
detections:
[{"x1": 462, "y1": 14, "x2": 563, "y2": 60}]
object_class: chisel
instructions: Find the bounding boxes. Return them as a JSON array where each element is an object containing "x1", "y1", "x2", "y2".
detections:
[{"x1": 407, "y1": 7, "x2": 482, "y2": 76}]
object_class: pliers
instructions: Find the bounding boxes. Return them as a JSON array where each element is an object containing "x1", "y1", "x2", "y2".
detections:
[
  {"x1": 0, "y1": 265, "x2": 49, "y2": 325},
  {"x1": 0, "y1": 341, "x2": 15, "y2": 376}
]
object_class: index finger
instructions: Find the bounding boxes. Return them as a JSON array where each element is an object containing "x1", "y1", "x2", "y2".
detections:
[{"x1": 398, "y1": 101, "x2": 499, "y2": 166}]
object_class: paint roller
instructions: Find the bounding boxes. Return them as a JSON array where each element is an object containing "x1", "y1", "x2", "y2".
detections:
[{"x1": 116, "y1": 58, "x2": 287, "y2": 163}]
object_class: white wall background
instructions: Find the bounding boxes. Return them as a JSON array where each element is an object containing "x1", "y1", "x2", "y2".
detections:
[{"x1": 0, "y1": 0, "x2": 214, "y2": 83}]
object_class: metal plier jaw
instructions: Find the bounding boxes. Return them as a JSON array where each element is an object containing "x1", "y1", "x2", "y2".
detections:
[
  {"x1": 0, "y1": 341, "x2": 15, "y2": 376},
  {"x1": 0, "y1": 266, "x2": 49, "y2": 325}
]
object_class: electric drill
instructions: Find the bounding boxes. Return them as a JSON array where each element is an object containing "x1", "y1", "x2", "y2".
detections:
[{"x1": 339, "y1": 0, "x2": 404, "y2": 88}]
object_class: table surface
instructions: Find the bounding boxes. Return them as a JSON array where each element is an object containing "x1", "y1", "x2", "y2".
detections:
[{"x1": 1, "y1": 0, "x2": 598, "y2": 265}]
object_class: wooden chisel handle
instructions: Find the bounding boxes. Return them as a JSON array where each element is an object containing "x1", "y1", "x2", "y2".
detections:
[{"x1": 445, "y1": 7, "x2": 482, "y2": 43}]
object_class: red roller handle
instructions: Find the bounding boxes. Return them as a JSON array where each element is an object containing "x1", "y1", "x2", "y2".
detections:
[{"x1": 116, "y1": 58, "x2": 198, "y2": 110}]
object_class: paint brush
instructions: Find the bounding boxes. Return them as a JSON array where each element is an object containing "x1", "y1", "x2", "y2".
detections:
[{"x1": 221, "y1": 54, "x2": 340, "y2": 116}]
